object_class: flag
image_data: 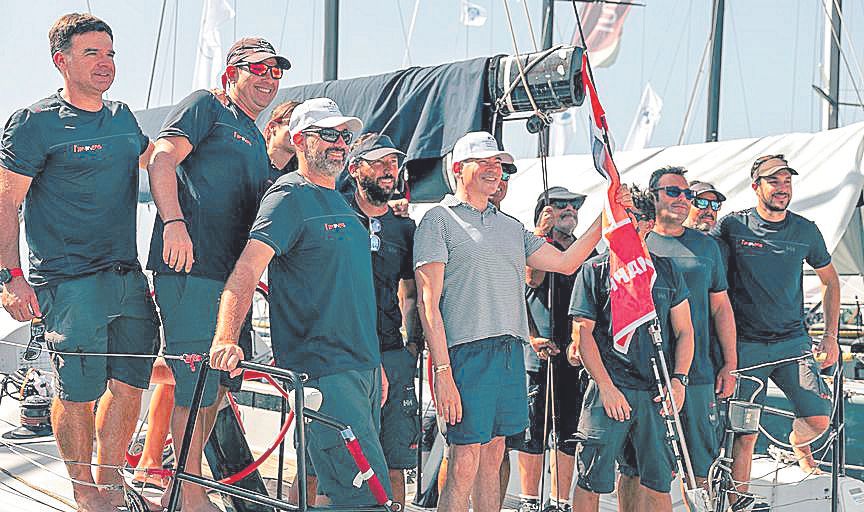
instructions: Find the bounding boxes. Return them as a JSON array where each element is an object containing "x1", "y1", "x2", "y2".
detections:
[
  {"x1": 622, "y1": 83, "x2": 663, "y2": 151},
  {"x1": 192, "y1": 0, "x2": 235, "y2": 90},
  {"x1": 460, "y1": 1, "x2": 487, "y2": 27},
  {"x1": 581, "y1": 54, "x2": 657, "y2": 354},
  {"x1": 573, "y1": 3, "x2": 632, "y2": 68}
]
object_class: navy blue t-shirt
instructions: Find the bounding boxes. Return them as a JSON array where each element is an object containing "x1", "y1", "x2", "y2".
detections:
[
  {"x1": 647, "y1": 228, "x2": 727, "y2": 385},
  {"x1": 710, "y1": 208, "x2": 831, "y2": 344},
  {"x1": 345, "y1": 193, "x2": 416, "y2": 353},
  {"x1": 0, "y1": 92, "x2": 148, "y2": 285},
  {"x1": 250, "y1": 172, "x2": 380, "y2": 378},
  {"x1": 569, "y1": 252, "x2": 690, "y2": 391},
  {"x1": 147, "y1": 90, "x2": 270, "y2": 282}
]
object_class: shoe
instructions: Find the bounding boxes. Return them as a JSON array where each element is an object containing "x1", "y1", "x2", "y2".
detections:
[
  {"x1": 541, "y1": 500, "x2": 571, "y2": 512},
  {"x1": 517, "y1": 497, "x2": 540, "y2": 512}
]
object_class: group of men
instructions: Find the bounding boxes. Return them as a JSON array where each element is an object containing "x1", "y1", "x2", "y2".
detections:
[{"x1": 0, "y1": 11, "x2": 844, "y2": 512}]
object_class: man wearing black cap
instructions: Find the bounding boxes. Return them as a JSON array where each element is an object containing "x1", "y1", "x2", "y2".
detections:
[
  {"x1": 711, "y1": 155, "x2": 840, "y2": 500},
  {"x1": 684, "y1": 180, "x2": 726, "y2": 232},
  {"x1": 507, "y1": 186, "x2": 592, "y2": 512},
  {"x1": 146, "y1": 36, "x2": 290, "y2": 511},
  {"x1": 345, "y1": 132, "x2": 421, "y2": 507}
]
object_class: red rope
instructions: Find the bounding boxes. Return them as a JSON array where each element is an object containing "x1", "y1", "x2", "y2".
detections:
[{"x1": 219, "y1": 409, "x2": 294, "y2": 485}]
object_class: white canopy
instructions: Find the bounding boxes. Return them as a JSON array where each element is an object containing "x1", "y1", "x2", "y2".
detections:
[{"x1": 502, "y1": 122, "x2": 864, "y2": 275}]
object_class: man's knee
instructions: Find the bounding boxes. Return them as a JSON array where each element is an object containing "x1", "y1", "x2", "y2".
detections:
[
  {"x1": 448, "y1": 444, "x2": 482, "y2": 481},
  {"x1": 796, "y1": 415, "x2": 830, "y2": 436},
  {"x1": 107, "y1": 378, "x2": 143, "y2": 398},
  {"x1": 735, "y1": 433, "x2": 758, "y2": 451}
]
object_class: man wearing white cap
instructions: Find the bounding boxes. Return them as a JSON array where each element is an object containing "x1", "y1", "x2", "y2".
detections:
[
  {"x1": 208, "y1": 98, "x2": 392, "y2": 506},
  {"x1": 414, "y1": 131, "x2": 628, "y2": 512}
]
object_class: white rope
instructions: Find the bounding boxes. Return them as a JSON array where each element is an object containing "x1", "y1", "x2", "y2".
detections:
[
  {"x1": 501, "y1": 0, "x2": 542, "y2": 116},
  {"x1": 0, "y1": 339, "x2": 189, "y2": 361},
  {"x1": 0, "y1": 439, "x2": 122, "y2": 490}
]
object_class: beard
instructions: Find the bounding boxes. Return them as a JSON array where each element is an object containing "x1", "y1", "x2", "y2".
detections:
[
  {"x1": 306, "y1": 146, "x2": 345, "y2": 178},
  {"x1": 359, "y1": 174, "x2": 395, "y2": 205}
]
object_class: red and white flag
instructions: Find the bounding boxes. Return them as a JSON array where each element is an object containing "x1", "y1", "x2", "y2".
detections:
[
  {"x1": 573, "y1": 3, "x2": 632, "y2": 68},
  {"x1": 581, "y1": 54, "x2": 656, "y2": 354}
]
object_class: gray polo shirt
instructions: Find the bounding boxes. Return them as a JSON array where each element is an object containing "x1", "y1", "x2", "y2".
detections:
[{"x1": 414, "y1": 194, "x2": 546, "y2": 348}]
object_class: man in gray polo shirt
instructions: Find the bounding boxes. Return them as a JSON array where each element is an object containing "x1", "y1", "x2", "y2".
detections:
[{"x1": 414, "y1": 131, "x2": 627, "y2": 512}]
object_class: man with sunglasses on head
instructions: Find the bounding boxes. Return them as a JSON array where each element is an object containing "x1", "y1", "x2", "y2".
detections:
[
  {"x1": 339, "y1": 132, "x2": 421, "y2": 508},
  {"x1": 414, "y1": 132, "x2": 630, "y2": 512},
  {"x1": 616, "y1": 167, "x2": 736, "y2": 508},
  {"x1": 506, "y1": 187, "x2": 593, "y2": 512},
  {"x1": 145, "y1": 36, "x2": 290, "y2": 511},
  {"x1": 710, "y1": 155, "x2": 840, "y2": 502},
  {"x1": 567, "y1": 185, "x2": 693, "y2": 512},
  {"x1": 0, "y1": 13, "x2": 160, "y2": 512},
  {"x1": 684, "y1": 180, "x2": 726, "y2": 233},
  {"x1": 209, "y1": 98, "x2": 393, "y2": 506}
]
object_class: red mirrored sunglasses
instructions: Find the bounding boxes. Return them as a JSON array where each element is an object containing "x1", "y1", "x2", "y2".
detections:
[{"x1": 240, "y1": 62, "x2": 283, "y2": 80}]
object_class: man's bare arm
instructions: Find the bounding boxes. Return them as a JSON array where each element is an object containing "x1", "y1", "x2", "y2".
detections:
[
  {"x1": 669, "y1": 299, "x2": 694, "y2": 376},
  {"x1": 148, "y1": 136, "x2": 195, "y2": 272},
  {"x1": 0, "y1": 167, "x2": 40, "y2": 320},
  {"x1": 139, "y1": 140, "x2": 155, "y2": 171},
  {"x1": 571, "y1": 316, "x2": 632, "y2": 421},
  {"x1": 814, "y1": 262, "x2": 841, "y2": 368},
  {"x1": 399, "y1": 278, "x2": 424, "y2": 353},
  {"x1": 526, "y1": 216, "x2": 601, "y2": 275},
  {"x1": 709, "y1": 290, "x2": 737, "y2": 397},
  {"x1": 209, "y1": 240, "x2": 274, "y2": 375}
]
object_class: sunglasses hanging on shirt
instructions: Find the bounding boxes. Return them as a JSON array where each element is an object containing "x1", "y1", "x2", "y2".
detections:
[{"x1": 369, "y1": 217, "x2": 382, "y2": 252}]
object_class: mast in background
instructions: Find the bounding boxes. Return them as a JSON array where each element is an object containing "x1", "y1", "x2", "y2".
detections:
[
  {"x1": 822, "y1": 0, "x2": 842, "y2": 130},
  {"x1": 705, "y1": 0, "x2": 724, "y2": 142},
  {"x1": 323, "y1": 0, "x2": 340, "y2": 81}
]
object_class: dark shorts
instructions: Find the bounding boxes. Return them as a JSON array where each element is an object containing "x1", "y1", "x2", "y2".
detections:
[
  {"x1": 737, "y1": 336, "x2": 832, "y2": 419},
  {"x1": 36, "y1": 269, "x2": 160, "y2": 403},
  {"x1": 380, "y1": 347, "x2": 420, "y2": 469},
  {"x1": 619, "y1": 383, "x2": 720, "y2": 479},
  {"x1": 305, "y1": 368, "x2": 391, "y2": 505},
  {"x1": 573, "y1": 381, "x2": 675, "y2": 495},
  {"x1": 506, "y1": 358, "x2": 587, "y2": 456},
  {"x1": 155, "y1": 274, "x2": 249, "y2": 408},
  {"x1": 445, "y1": 335, "x2": 529, "y2": 445}
]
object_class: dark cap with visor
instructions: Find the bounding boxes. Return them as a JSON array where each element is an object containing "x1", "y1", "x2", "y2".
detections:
[{"x1": 226, "y1": 37, "x2": 291, "y2": 69}]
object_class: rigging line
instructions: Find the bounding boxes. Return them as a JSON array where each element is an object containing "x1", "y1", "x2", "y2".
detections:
[
  {"x1": 0, "y1": 339, "x2": 190, "y2": 362},
  {"x1": 676, "y1": 30, "x2": 712, "y2": 145},
  {"x1": 502, "y1": 0, "x2": 542, "y2": 115},
  {"x1": 818, "y1": 0, "x2": 864, "y2": 115},
  {"x1": 726, "y1": 3, "x2": 752, "y2": 137},
  {"x1": 233, "y1": 0, "x2": 237, "y2": 42},
  {"x1": 0, "y1": 441, "x2": 121, "y2": 490},
  {"x1": 0, "y1": 465, "x2": 76, "y2": 511},
  {"x1": 171, "y1": 0, "x2": 179, "y2": 105},
  {"x1": 85, "y1": 0, "x2": 92, "y2": 14},
  {"x1": 829, "y1": 0, "x2": 864, "y2": 92},
  {"x1": 145, "y1": 0, "x2": 169, "y2": 109},
  {"x1": 278, "y1": 1, "x2": 291, "y2": 56},
  {"x1": 395, "y1": 0, "x2": 412, "y2": 67},
  {"x1": 659, "y1": 0, "x2": 695, "y2": 98},
  {"x1": 520, "y1": 0, "x2": 540, "y2": 52},
  {"x1": 0, "y1": 478, "x2": 70, "y2": 512},
  {"x1": 403, "y1": 0, "x2": 422, "y2": 68},
  {"x1": 790, "y1": 0, "x2": 801, "y2": 131}
]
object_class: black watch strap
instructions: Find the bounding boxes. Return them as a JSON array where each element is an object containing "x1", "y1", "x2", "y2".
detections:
[{"x1": 672, "y1": 373, "x2": 689, "y2": 386}]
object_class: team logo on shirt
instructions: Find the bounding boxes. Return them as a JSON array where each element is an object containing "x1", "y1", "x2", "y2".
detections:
[
  {"x1": 233, "y1": 131, "x2": 252, "y2": 146},
  {"x1": 72, "y1": 143, "x2": 104, "y2": 153},
  {"x1": 739, "y1": 239, "x2": 764, "y2": 249},
  {"x1": 324, "y1": 222, "x2": 346, "y2": 231}
]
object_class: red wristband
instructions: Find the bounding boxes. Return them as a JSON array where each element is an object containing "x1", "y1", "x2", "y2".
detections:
[{"x1": 8, "y1": 268, "x2": 23, "y2": 278}]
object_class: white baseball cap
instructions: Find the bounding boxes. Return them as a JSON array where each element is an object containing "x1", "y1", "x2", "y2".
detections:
[
  {"x1": 452, "y1": 131, "x2": 514, "y2": 165},
  {"x1": 288, "y1": 97, "x2": 363, "y2": 138}
]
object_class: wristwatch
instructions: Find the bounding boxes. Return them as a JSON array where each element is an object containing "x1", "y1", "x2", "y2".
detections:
[
  {"x1": 672, "y1": 373, "x2": 689, "y2": 387},
  {"x1": 0, "y1": 267, "x2": 23, "y2": 285}
]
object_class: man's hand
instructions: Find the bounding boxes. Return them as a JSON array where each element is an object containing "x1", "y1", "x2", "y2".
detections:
[
  {"x1": 655, "y1": 380, "x2": 686, "y2": 415},
  {"x1": 530, "y1": 336, "x2": 559, "y2": 360},
  {"x1": 162, "y1": 221, "x2": 195, "y2": 273},
  {"x1": 389, "y1": 198, "x2": 410, "y2": 218},
  {"x1": 616, "y1": 184, "x2": 633, "y2": 209},
  {"x1": 535, "y1": 206, "x2": 555, "y2": 236},
  {"x1": 406, "y1": 341, "x2": 420, "y2": 358},
  {"x1": 433, "y1": 370, "x2": 462, "y2": 425},
  {"x1": 598, "y1": 382, "x2": 631, "y2": 421},
  {"x1": 715, "y1": 364, "x2": 736, "y2": 398},
  {"x1": 814, "y1": 336, "x2": 840, "y2": 369},
  {"x1": 1, "y1": 277, "x2": 41, "y2": 322},
  {"x1": 381, "y1": 365, "x2": 389, "y2": 407},
  {"x1": 565, "y1": 341, "x2": 583, "y2": 367},
  {"x1": 209, "y1": 341, "x2": 245, "y2": 378}
]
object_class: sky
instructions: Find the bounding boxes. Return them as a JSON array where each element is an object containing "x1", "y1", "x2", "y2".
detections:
[{"x1": 1, "y1": 0, "x2": 863, "y2": 159}]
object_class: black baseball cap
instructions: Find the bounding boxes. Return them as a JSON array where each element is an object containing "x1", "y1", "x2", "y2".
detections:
[{"x1": 226, "y1": 37, "x2": 291, "y2": 69}]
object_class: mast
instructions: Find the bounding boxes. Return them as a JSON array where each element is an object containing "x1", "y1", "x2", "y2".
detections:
[
  {"x1": 822, "y1": 0, "x2": 842, "y2": 130},
  {"x1": 323, "y1": 0, "x2": 340, "y2": 81},
  {"x1": 705, "y1": 0, "x2": 724, "y2": 142}
]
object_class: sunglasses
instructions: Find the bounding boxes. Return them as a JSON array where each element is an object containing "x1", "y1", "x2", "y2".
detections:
[
  {"x1": 692, "y1": 197, "x2": 722, "y2": 211},
  {"x1": 652, "y1": 186, "x2": 695, "y2": 200},
  {"x1": 501, "y1": 172, "x2": 512, "y2": 182},
  {"x1": 551, "y1": 199, "x2": 582, "y2": 209},
  {"x1": 627, "y1": 208, "x2": 652, "y2": 222},
  {"x1": 303, "y1": 127, "x2": 354, "y2": 145},
  {"x1": 240, "y1": 62, "x2": 284, "y2": 80},
  {"x1": 369, "y1": 217, "x2": 382, "y2": 252}
]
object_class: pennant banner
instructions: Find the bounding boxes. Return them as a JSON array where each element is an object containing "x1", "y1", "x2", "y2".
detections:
[
  {"x1": 192, "y1": 0, "x2": 235, "y2": 90},
  {"x1": 573, "y1": 3, "x2": 632, "y2": 68},
  {"x1": 460, "y1": 0, "x2": 488, "y2": 27},
  {"x1": 581, "y1": 54, "x2": 657, "y2": 354}
]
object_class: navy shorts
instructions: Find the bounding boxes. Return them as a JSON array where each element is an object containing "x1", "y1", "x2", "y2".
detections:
[{"x1": 445, "y1": 335, "x2": 529, "y2": 445}]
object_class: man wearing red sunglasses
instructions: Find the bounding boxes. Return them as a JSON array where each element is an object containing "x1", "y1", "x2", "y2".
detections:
[{"x1": 145, "y1": 36, "x2": 290, "y2": 512}]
